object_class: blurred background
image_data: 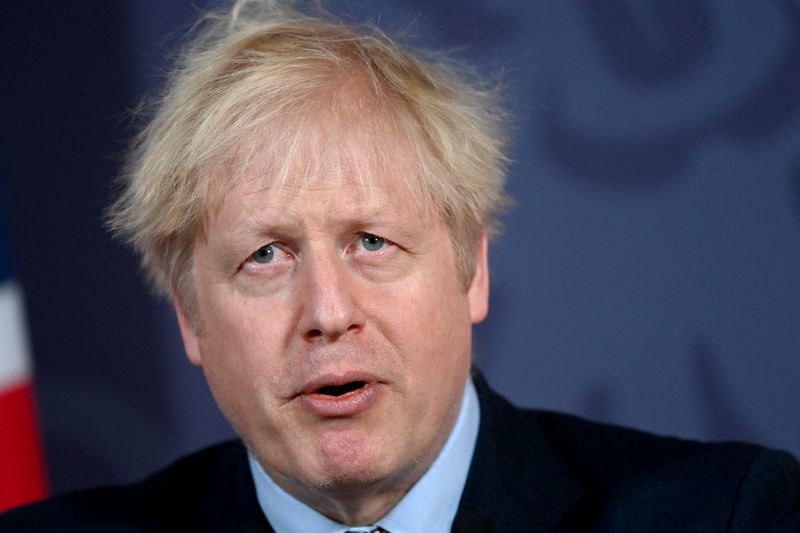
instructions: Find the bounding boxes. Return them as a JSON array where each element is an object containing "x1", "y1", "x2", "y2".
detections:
[{"x1": 1, "y1": 0, "x2": 798, "y2": 499}]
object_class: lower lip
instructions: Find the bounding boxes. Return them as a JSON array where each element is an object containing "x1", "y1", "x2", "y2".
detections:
[{"x1": 298, "y1": 383, "x2": 383, "y2": 417}]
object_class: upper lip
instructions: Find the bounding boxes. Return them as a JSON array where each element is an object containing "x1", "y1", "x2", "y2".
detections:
[{"x1": 297, "y1": 371, "x2": 381, "y2": 397}]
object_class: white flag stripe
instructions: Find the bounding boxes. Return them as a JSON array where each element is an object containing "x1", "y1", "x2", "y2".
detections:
[{"x1": 0, "y1": 281, "x2": 32, "y2": 390}]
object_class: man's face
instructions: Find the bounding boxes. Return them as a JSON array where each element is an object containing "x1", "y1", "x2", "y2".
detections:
[{"x1": 175, "y1": 154, "x2": 489, "y2": 504}]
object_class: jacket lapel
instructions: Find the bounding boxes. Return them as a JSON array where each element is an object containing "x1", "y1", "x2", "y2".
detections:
[{"x1": 452, "y1": 373, "x2": 585, "y2": 532}]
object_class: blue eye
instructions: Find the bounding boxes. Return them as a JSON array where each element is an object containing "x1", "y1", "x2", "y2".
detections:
[
  {"x1": 361, "y1": 233, "x2": 385, "y2": 251},
  {"x1": 252, "y1": 244, "x2": 275, "y2": 263}
]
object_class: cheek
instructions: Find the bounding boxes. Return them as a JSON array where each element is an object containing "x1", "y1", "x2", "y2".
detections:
[
  {"x1": 195, "y1": 293, "x2": 289, "y2": 409},
  {"x1": 417, "y1": 266, "x2": 473, "y2": 335},
  {"x1": 390, "y1": 289, "x2": 472, "y2": 447},
  {"x1": 202, "y1": 286, "x2": 285, "y2": 353},
  {"x1": 376, "y1": 269, "x2": 473, "y2": 374}
]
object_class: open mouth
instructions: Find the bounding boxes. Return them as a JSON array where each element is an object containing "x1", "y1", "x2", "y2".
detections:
[
  {"x1": 316, "y1": 381, "x2": 367, "y2": 397},
  {"x1": 297, "y1": 376, "x2": 382, "y2": 416}
]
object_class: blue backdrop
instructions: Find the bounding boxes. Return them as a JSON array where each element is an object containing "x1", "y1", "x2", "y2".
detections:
[{"x1": 1, "y1": 0, "x2": 798, "y2": 494}]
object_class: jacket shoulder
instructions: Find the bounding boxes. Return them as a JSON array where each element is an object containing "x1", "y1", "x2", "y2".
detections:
[
  {"x1": 533, "y1": 408, "x2": 762, "y2": 482},
  {"x1": 530, "y1": 409, "x2": 800, "y2": 531},
  {"x1": 0, "y1": 440, "x2": 258, "y2": 532},
  {"x1": 470, "y1": 375, "x2": 799, "y2": 531}
]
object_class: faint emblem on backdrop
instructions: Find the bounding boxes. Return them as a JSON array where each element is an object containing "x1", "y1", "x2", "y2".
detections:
[{"x1": 541, "y1": 0, "x2": 800, "y2": 189}]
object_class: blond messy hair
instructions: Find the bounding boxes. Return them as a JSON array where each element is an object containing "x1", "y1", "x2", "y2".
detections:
[{"x1": 108, "y1": 0, "x2": 511, "y2": 318}]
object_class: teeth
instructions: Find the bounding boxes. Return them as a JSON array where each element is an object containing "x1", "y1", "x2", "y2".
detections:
[{"x1": 318, "y1": 381, "x2": 366, "y2": 397}]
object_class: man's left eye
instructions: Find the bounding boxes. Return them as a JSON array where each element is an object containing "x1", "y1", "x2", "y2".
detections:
[{"x1": 360, "y1": 233, "x2": 386, "y2": 251}]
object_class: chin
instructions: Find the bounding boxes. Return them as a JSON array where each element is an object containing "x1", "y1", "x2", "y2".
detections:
[{"x1": 309, "y1": 434, "x2": 414, "y2": 492}]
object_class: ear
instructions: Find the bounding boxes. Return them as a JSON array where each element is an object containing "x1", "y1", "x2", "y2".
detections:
[
  {"x1": 468, "y1": 231, "x2": 490, "y2": 324},
  {"x1": 172, "y1": 291, "x2": 203, "y2": 366}
]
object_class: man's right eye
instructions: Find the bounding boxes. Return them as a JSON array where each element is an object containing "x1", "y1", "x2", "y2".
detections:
[{"x1": 251, "y1": 244, "x2": 275, "y2": 264}]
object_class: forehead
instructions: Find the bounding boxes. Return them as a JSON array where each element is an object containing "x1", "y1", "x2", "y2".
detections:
[
  {"x1": 203, "y1": 132, "x2": 436, "y2": 243},
  {"x1": 207, "y1": 100, "x2": 434, "y2": 226}
]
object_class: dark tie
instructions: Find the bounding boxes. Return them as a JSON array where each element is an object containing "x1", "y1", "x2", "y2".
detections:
[{"x1": 345, "y1": 528, "x2": 388, "y2": 533}]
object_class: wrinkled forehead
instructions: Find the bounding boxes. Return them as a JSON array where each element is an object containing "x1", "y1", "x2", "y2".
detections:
[{"x1": 204, "y1": 95, "x2": 435, "y2": 224}]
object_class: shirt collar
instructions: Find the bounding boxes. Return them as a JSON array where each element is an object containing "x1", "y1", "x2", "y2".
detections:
[{"x1": 248, "y1": 377, "x2": 481, "y2": 533}]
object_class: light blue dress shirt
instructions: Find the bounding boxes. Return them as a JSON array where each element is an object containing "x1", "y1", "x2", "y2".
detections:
[{"x1": 248, "y1": 378, "x2": 481, "y2": 533}]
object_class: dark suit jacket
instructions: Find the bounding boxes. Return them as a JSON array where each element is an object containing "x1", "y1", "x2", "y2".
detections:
[{"x1": 2, "y1": 375, "x2": 799, "y2": 532}]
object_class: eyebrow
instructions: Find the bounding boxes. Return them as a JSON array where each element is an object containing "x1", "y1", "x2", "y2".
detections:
[{"x1": 222, "y1": 204, "x2": 416, "y2": 245}]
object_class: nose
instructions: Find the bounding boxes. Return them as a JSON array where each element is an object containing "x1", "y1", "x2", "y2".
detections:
[{"x1": 296, "y1": 246, "x2": 365, "y2": 342}]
